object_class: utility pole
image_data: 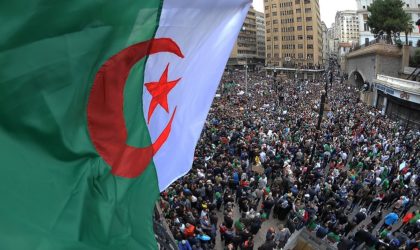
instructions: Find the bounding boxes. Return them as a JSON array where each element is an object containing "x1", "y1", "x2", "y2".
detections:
[
  {"x1": 245, "y1": 62, "x2": 248, "y2": 96},
  {"x1": 242, "y1": 26, "x2": 248, "y2": 97},
  {"x1": 304, "y1": 90, "x2": 326, "y2": 185}
]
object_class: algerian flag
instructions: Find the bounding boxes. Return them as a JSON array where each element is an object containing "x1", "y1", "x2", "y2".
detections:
[
  {"x1": 399, "y1": 161, "x2": 407, "y2": 171},
  {"x1": 0, "y1": 0, "x2": 250, "y2": 249}
]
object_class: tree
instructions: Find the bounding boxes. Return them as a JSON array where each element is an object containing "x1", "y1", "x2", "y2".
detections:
[
  {"x1": 367, "y1": 0, "x2": 412, "y2": 43},
  {"x1": 403, "y1": 20, "x2": 414, "y2": 45}
]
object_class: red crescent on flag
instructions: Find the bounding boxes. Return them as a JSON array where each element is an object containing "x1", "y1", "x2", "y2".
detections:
[{"x1": 87, "y1": 38, "x2": 184, "y2": 178}]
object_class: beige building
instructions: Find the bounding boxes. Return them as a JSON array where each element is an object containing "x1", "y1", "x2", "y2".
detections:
[
  {"x1": 327, "y1": 24, "x2": 339, "y2": 56},
  {"x1": 264, "y1": 0, "x2": 323, "y2": 68},
  {"x1": 321, "y1": 21, "x2": 328, "y2": 65},
  {"x1": 334, "y1": 10, "x2": 359, "y2": 44},
  {"x1": 228, "y1": 7, "x2": 265, "y2": 69},
  {"x1": 256, "y1": 11, "x2": 266, "y2": 63}
]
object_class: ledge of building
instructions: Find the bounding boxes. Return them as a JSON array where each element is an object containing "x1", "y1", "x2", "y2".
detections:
[
  {"x1": 374, "y1": 74, "x2": 420, "y2": 95},
  {"x1": 346, "y1": 43, "x2": 402, "y2": 59},
  {"x1": 265, "y1": 67, "x2": 325, "y2": 72}
]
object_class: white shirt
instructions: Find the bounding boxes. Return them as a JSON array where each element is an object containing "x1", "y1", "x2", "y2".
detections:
[
  {"x1": 260, "y1": 151, "x2": 267, "y2": 163},
  {"x1": 258, "y1": 177, "x2": 267, "y2": 189}
]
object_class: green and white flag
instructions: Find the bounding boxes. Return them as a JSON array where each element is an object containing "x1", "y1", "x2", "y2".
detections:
[{"x1": 0, "y1": 0, "x2": 250, "y2": 249}]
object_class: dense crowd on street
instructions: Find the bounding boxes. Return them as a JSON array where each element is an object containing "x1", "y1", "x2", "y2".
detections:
[{"x1": 159, "y1": 63, "x2": 420, "y2": 250}]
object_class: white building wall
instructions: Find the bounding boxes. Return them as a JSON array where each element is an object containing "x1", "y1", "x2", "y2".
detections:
[{"x1": 335, "y1": 10, "x2": 359, "y2": 44}]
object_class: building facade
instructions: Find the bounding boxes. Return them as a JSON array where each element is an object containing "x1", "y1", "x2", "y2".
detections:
[
  {"x1": 357, "y1": 0, "x2": 420, "y2": 45},
  {"x1": 228, "y1": 7, "x2": 260, "y2": 69},
  {"x1": 321, "y1": 21, "x2": 329, "y2": 65},
  {"x1": 264, "y1": 0, "x2": 323, "y2": 68},
  {"x1": 256, "y1": 11, "x2": 266, "y2": 66},
  {"x1": 334, "y1": 10, "x2": 359, "y2": 44},
  {"x1": 327, "y1": 24, "x2": 339, "y2": 57}
]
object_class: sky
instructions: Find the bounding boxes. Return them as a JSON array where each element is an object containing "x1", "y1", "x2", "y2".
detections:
[{"x1": 252, "y1": 0, "x2": 357, "y2": 28}]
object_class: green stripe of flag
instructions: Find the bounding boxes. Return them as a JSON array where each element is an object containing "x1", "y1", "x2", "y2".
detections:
[{"x1": 0, "y1": 0, "x2": 164, "y2": 249}]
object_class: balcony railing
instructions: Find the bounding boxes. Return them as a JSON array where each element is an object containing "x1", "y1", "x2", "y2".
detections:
[{"x1": 349, "y1": 37, "x2": 393, "y2": 53}]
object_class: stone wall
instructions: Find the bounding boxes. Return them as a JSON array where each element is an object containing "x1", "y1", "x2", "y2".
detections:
[{"x1": 376, "y1": 55, "x2": 401, "y2": 78}]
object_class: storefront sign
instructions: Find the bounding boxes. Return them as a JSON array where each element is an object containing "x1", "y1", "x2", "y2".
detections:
[{"x1": 376, "y1": 84, "x2": 395, "y2": 95}]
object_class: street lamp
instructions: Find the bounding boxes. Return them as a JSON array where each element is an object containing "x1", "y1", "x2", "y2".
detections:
[{"x1": 245, "y1": 63, "x2": 248, "y2": 96}]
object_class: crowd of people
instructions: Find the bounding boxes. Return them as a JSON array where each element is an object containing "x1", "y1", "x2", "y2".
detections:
[{"x1": 158, "y1": 62, "x2": 420, "y2": 250}]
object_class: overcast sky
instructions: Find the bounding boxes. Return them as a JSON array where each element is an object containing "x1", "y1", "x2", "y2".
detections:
[{"x1": 252, "y1": 0, "x2": 357, "y2": 28}]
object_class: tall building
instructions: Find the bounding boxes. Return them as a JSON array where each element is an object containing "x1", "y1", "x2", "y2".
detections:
[
  {"x1": 256, "y1": 11, "x2": 266, "y2": 63},
  {"x1": 228, "y1": 7, "x2": 265, "y2": 69},
  {"x1": 357, "y1": 0, "x2": 420, "y2": 45},
  {"x1": 321, "y1": 21, "x2": 329, "y2": 65},
  {"x1": 327, "y1": 24, "x2": 339, "y2": 56},
  {"x1": 264, "y1": 0, "x2": 323, "y2": 68},
  {"x1": 334, "y1": 10, "x2": 359, "y2": 44}
]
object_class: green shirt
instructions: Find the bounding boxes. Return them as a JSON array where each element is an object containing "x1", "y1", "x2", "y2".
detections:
[{"x1": 379, "y1": 229, "x2": 389, "y2": 239}]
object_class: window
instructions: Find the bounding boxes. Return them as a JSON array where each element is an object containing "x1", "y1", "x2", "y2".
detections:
[
  {"x1": 267, "y1": 45, "x2": 272, "y2": 50},
  {"x1": 273, "y1": 20, "x2": 278, "y2": 24},
  {"x1": 307, "y1": 35, "x2": 313, "y2": 40},
  {"x1": 273, "y1": 28, "x2": 278, "y2": 32},
  {"x1": 295, "y1": 0, "x2": 300, "y2": 3},
  {"x1": 298, "y1": 44, "x2": 303, "y2": 49},
  {"x1": 297, "y1": 26, "x2": 302, "y2": 31},
  {"x1": 272, "y1": 12, "x2": 277, "y2": 16},
  {"x1": 305, "y1": 8, "x2": 311, "y2": 13},
  {"x1": 307, "y1": 44, "x2": 313, "y2": 49},
  {"x1": 304, "y1": 0, "x2": 310, "y2": 3},
  {"x1": 306, "y1": 26, "x2": 313, "y2": 31},
  {"x1": 296, "y1": 8, "x2": 301, "y2": 13},
  {"x1": 266, "y1": 13, "x2": 270, "y2": 18},
  {"x1": 362, "y1": 5, "x2": 365, "y2": 9},
  {"x1": 272, "y1": 4, "x2": 277, "y2": 8},
  {"x1": 274, "y1": 36, "x2": 278, "y2": 41},
  {"x1": 364, "y1": 22, "x2": 369, "y2": 31},
  {"x1": 274, "y1": 45, "x2": 279, "y2": 49},
  {"x1": 297, "y1": 17, "x2": 302, "y2": 22},
  {"x1": 266, "y1": 29, "x2": 271, "y2": 33},
  {"x1": 298, "y1": 35, "x2": 303, "y2": 40},
  {"x1": 306, "y1": 17, "x2": 312, "y2": 22},
  {"x1": 298, "y1": 53, "x2": 303, "y2": 59}
]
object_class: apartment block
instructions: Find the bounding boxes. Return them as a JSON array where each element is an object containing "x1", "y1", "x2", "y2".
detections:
[
  {"x1": 264, "y1": 0, "x2": 323, "y2": 68},
  {"x1": 228, "y1": 7, "x2": 265, "y2": 69},
  {"x1": 334, "y1": 10, "x2": 359, "y2": 44}
]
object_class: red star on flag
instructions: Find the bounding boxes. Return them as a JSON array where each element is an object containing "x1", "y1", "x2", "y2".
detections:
[{"x1": 145, "y1": 64, "x2": 181, "y2": 123}]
